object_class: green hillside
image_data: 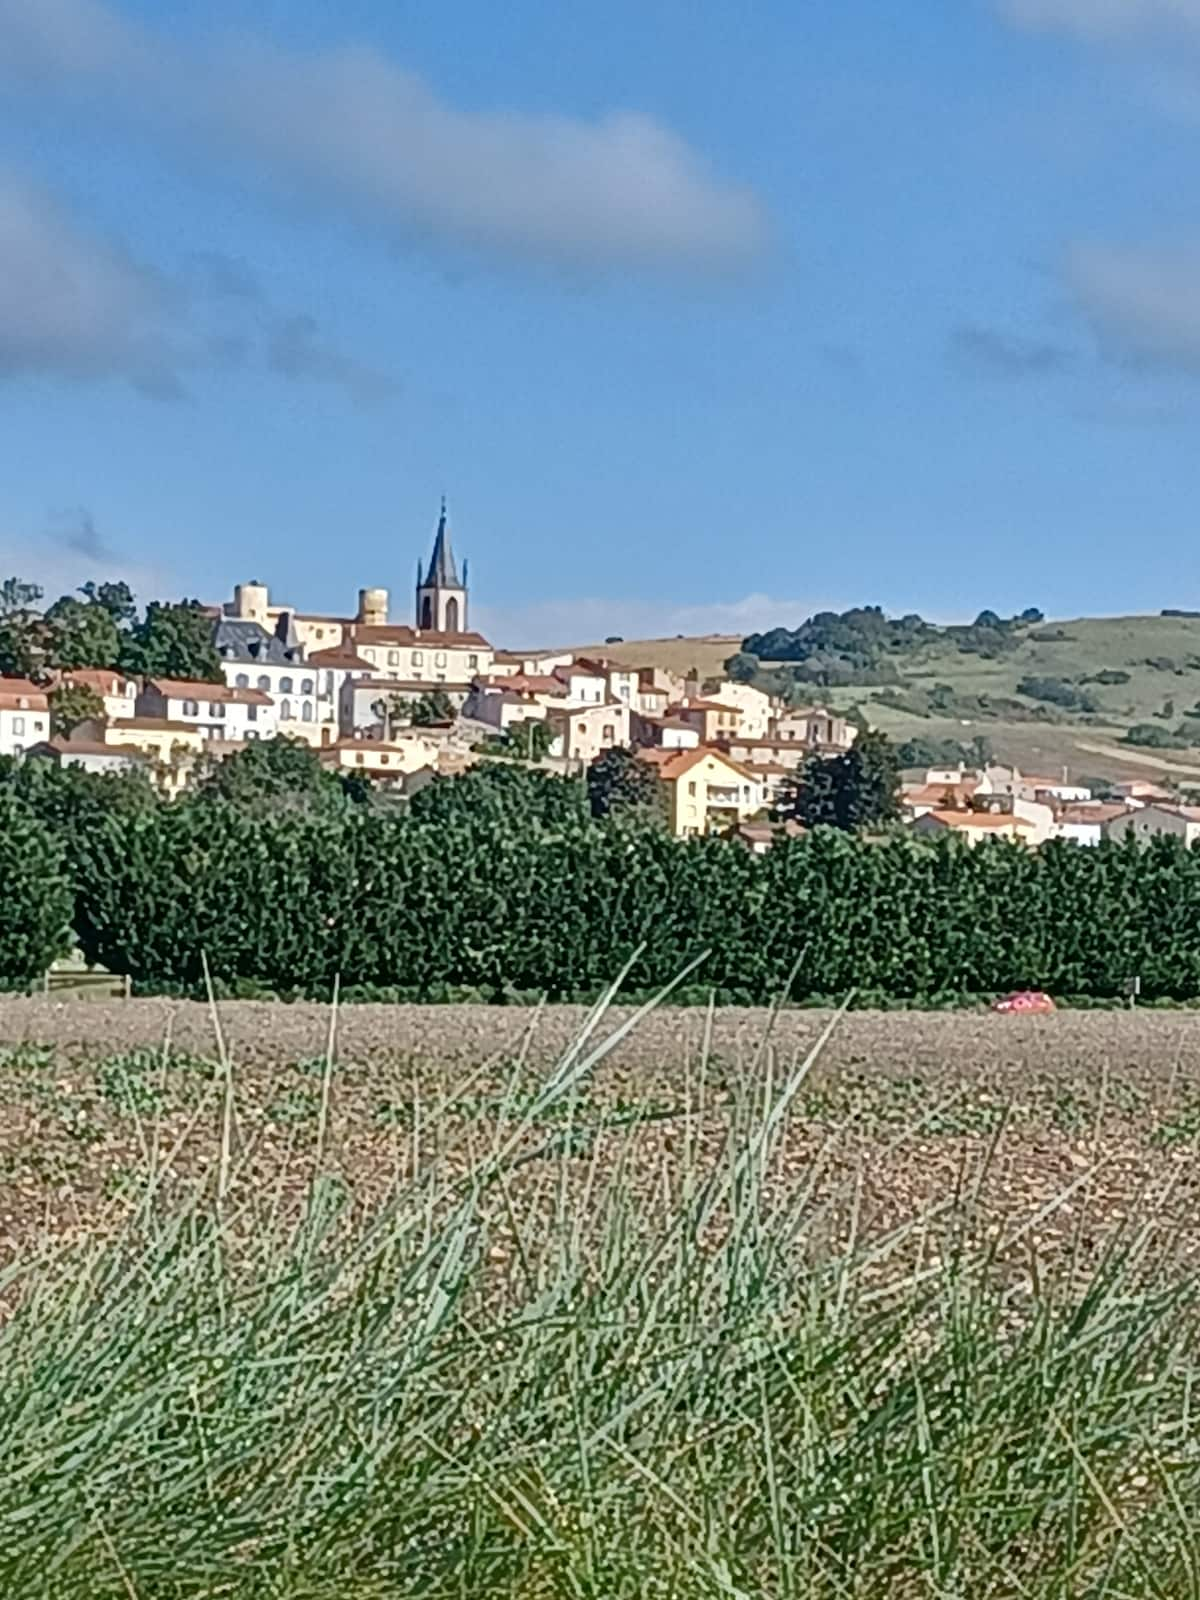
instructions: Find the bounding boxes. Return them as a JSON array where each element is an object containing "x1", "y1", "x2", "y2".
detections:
[{"x1": 798, "y1": 612, "x2": 1200, "y2": 784}]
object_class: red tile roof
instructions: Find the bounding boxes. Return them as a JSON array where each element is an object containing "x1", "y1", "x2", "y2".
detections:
[{"x1": 146, "y1": 678, "x2": 272, "y2": 705}]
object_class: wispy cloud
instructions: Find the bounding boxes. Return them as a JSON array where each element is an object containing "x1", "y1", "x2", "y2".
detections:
[
  {"x1": 998, "y1": 0, "x2": 1200, "y2": 39},
  {"x1": 1067, "y1": 241, "x2": 1200, "y2": 369},
  {"x1": 47, "y1": 505, "x2": 115, "y2": 562},
  {"x1": 0, "y1": 0, "x2": 768, "y2": 276},
  {"x1": 0, "y1": 169, "x2": 188, "y2": 396},
  {"x1": 950, "y1": 323, "x2": 1076, "y2": 378},
  {"x1": 0, "y1": 167, "x2": 394, "y2": 402}
]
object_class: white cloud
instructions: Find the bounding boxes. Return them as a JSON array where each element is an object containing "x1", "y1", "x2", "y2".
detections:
[
  {"x1": 1067, "y1": 241, "x2": 1200, "y2": 367},
  {"x1": 0, "y1": 168, "x2": 394, "y2": 400},
  {"x1": 0, "y1": 0, "x2": 768, "y2": 274},
  {"x1": 999, "y1": 0, "x2": 1200, "y2": 38},
  {"x1": 473, "y1": 592, "x2": 821, "y2": 651},
  {"x1": 0, "y1": 169, "x2": 188, "y2": 395}
]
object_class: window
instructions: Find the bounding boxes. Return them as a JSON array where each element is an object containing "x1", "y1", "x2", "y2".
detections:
[
  {"x1": 32, "y1": 720, "x2": 43, "y2": 733},
  {"x1": 436, "y1": 673, "x2": 446, "y2": 682},
  {"x1": 246, "y1": 730, "x2": 259, "y2": 741},
  {"x1": 412, "y1": 650, "x2": 424, "y2": 666},
  {"x1": 325, "y1": 672, "x2": 335, "y2": 695},
  {"x1": 300, "y1": 678, "x2": 313, "y2": 695},
  {"x1": 235, "y1": 673, "x2": 249, "y2": 689},
  {"x1": 315, "y1": 628, "x2": 324, "y2": 640},
  {"x1": 210, "y1": 703, "x2": 226, "y2": 719},
  {"x1": 280, "y1": 676, "x2": 294, "y2": 694},
  {"x1": 12, "y1": 745, "x2": 22, "y2": 759},
  {"x1": 380, "y1": 753, "x2": 390, "y2": 765},
  {"x1": 363, "y1": 649, "x2": 376, "y2": 663},
  {"x1": 11, "y1": 716, "x2": 23, "y2": 735},
  {"x1": 281, "y1": 699, "x2": 293, "y2": 720},
  {"x1": 602, "y1": 724, "x2": 615, "y2": 744},
  {"x1": 257, "y1": 674, "x2": 270, "y2": 692},
  {"x1": 355, "y1": 752, "x2": 364, "y2": 766},
  {"x1": 302, "y1": 702, "x2": 314, "y2": 722},
  {"x1": 183, "y1": 700, "x2": 199, "y2": 717},
  {"x1": 468, "y1": 654, "x2": 479, "y2": 670},
  {"x1": 688, "y1": 781, "x2": 697, "y2": 797},
  {"x1": 435, "y1": 651, "x2": 447, "y2": 668},
  {"x1": 387, "y1": 651, "x2": 399, "y2": 667},
  {"x1": 247, "y1": 705, "x2": 258, "y2": 722}
]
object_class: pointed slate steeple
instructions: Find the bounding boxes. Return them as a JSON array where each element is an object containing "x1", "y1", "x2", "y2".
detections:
[
  {"x1": 423, "y1": 497, "x2": 460, "y2": 588},
  {"x1": 415, "y1": 497, "x2": 469, "y2": 633}
]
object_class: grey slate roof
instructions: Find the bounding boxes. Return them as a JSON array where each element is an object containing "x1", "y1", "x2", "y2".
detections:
[
  {"x1": 213, "y1": 618, "x2": 303, "y2": 666},
  {"x1": 422, "y1": 500, "x2": 461, "y2": 588}
]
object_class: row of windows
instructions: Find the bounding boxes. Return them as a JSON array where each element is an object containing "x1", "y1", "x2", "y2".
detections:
[
  {"x1": 7, "y1": 717, "x2": 45, "y2": 736},
  {"x1": 359, "y1": 649, "x2": 480, "y2": 671},
  {"x1": 234, "y1": 673, "x2": 316, "y2": 694}
]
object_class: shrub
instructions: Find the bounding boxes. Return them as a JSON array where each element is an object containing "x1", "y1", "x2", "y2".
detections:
[{"x1": 0, "y1": 792, "x2": 72, "y2": 988}]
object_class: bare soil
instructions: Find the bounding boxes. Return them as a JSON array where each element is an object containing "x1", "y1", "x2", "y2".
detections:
[{"x1": 2, "y1": 999, "x2": 1199, "y2": 1280}]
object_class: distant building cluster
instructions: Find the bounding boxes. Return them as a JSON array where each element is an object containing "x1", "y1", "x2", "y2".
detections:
[
  {"x1": 0, "y1": 504, "x2": 856, "y2": 833},
  {"x1": 900, "y1": 765, "x2": 1193, "y2": 845}
]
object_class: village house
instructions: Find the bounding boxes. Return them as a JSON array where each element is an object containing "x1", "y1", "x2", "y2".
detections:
[
  {"x1": 771, "y1": 707, "x2": 854, "y2": 750},
  {"x1": 670, "y1": 698, "x2": 743, "y2": 743},
  {"x1": 136, "y1": 678, "x2": 278, "y2": 743},
  {"x1": 1111, "y1": 781, "x2": 1173, "y2": 809},
  {"x1": 213, "y1": 617, "x2": 327, "y2": 744},
  {"x1": 910, "y1": 810, "x2": 1037, "y2": 846},
  {"x1": 1055, "y1": 802, "x2": 1131, "y2": 846},
  {"x1": 548, "y1": 701, "x2": 632, "y2": 764},
  {"x1": 702, "y1": 680, "x2": 776, "y2": 739},
  {"x1": 1104, "y1": 804, "x2": 1200, "y2": 846},
  {"x1": 26, "y1": 735, "x2": 149, "y2": 778},
  {"x1": 0, "y1": 680, "x2": 49, "y2": 759},
  {"x1": 103, "y1": 717, "x2": 206, "y2": 796},
  {"x1": 637, "y1": 746, "x2": 765, "y2": 837},
  {"x1": 53, "y1": 669, "x2": 138, "y2": 722},
  {"x1": 318, "y1": 733, "x2": 442, "y2": 782}
]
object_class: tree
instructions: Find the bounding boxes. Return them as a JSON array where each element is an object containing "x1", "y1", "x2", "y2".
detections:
[
  {"x1": 43, "y1": 594, "x2": 121, "y2": 670},
  {"x1": 50, "y1": 681, "x2": 105, "y2": 737},
  {"x1": 505, "y1": 718, "x2": 555, "y2": 761},
  {"x1": 120, "y1": 599, "x2": 222, "y2": 682},
  {"x1": 777, "y1": 728, "x2": 901, "y2": 832},
  {"x1": 724, "y1": 651, "x2": 760, "y2": 684},
  {"x1": 80, "y1": 580, "x2": 137, "y2": 626},
  {"x1": 0, "y1": 577, "x2": 46, "y2": 679},
  {"x1": 193, "y1": 735, "x2": 344, "y2": 812},
  {"x1": 373, "y1": 690, "x2": 456, "y2": 736},
  {"x1": 586, "y1": 747, "x2": 665, "y2": 823}
]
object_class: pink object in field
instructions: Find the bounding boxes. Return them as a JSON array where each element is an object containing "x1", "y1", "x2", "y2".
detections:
[{"x1": 992, "y1": 991, "x2": 1056, "y2": 1014}]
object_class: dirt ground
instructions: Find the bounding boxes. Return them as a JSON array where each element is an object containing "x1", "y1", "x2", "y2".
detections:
[{"x1": 2, "y1": 998, "x2": 1200, "y2": 1278}]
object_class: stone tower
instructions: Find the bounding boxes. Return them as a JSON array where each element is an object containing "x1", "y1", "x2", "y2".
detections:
[{"x1": 415, "y1": 498, "x2": 468, "y2": 634}]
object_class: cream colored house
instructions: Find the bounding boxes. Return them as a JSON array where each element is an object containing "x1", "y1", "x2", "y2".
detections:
[
  {"x1": 671, "y1": 698, "x2": 743, "y2": 743},
  {"x1": 104, "y1": 718, "x2": 206, "y2": 796},
  {"x1": 703, "y1": 681, "x2": 776, "y2": 739},
  {"x1": 350, "y1": 625, "x2": 493, "y2": 697},
  {"x1": 770, "y1": 707, "x2": 854, "y2": 751},
  {"x1": 137, "y1": 679, "x2": 278, "y2": 743},
  {"x1": 548, "y1": 701, "x2": 631, "y2": 763},
  {"x1": 319, "y1": 735, "x2": 441, "y2": 782},
  {"x1": 0, "y1": 679, "x2": 49, "y2": 759},
  {"x1": 638, "y1": 746, "x2": 765, "y2": 837}
]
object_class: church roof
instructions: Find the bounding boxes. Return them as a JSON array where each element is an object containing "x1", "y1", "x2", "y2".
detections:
[{"x1": 422, "y1": 499, "x2": 461, "y2": 588}]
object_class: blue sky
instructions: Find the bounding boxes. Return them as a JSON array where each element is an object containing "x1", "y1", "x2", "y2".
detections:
[{"x1": 3, "y1": 0, "x2": 1200, "y2": 644}]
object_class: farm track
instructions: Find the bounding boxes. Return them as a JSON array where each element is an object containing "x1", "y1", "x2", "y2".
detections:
[{"x1": 2, "y1": 999, "x2": 1200, "y2": 1280}]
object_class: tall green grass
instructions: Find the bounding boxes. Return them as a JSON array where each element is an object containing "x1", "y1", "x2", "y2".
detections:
[{"x1": 1, "y1": 993, "x2": 1198, "y2": 1598}]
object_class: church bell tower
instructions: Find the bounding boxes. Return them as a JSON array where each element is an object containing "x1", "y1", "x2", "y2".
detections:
[{"x1": 415, "y1": 498, "x2": 468, "y2": 634}]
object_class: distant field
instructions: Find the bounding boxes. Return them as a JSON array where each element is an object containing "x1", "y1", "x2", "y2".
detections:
[
  {"x1": 3, "y1": 998, "x2": 1200, "y2": 1261},
  {"x1": 580, "y1": 632, "x2": 739, "y2": 679}
]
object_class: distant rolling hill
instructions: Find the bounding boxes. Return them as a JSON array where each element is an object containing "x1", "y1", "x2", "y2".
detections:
[{"x1": 593, "y1": 614, "x2": 1200, "y2": 785}]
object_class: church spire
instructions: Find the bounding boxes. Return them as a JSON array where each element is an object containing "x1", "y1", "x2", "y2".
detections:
[{"x1": 423, "y1": 496, "x2": 460, "y2": 588}]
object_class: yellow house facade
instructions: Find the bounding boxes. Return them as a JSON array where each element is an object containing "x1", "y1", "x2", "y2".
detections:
[{"x1": 639, "y1": 746, "x2": 765, "y2": 837}]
